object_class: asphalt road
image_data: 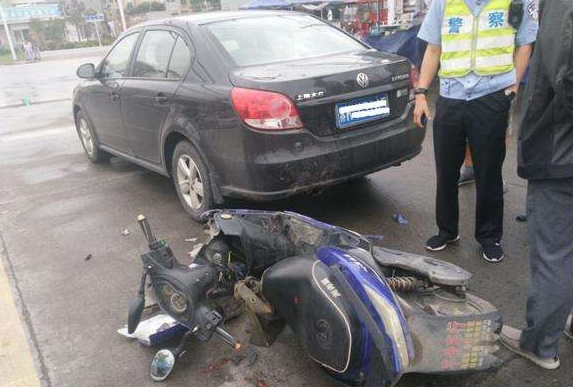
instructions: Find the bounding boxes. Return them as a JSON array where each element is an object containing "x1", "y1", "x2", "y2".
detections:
[{"x1": 0, "y1": 56, "x2": 572, "y2": 387}]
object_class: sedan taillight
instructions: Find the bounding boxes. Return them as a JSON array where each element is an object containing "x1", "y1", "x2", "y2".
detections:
[{"x1": 231, "y1": 87, "x2": 303, "y2": 131}]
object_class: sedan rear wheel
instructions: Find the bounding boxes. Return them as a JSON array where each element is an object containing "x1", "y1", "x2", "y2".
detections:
[
  {"x1": 172, "y1": 140, "x2": 213, "y2": 221},
  {"x1": 177, "y1": 155, "x2": 204, "y2": 210}
]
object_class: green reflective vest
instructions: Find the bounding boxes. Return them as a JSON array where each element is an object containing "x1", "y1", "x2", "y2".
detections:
[{"x1": 439, "y1": 0, "x2": 516, "y2": 78}]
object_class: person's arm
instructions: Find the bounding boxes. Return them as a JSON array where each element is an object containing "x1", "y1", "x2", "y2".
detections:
[
  {"x1": 414, "y1": 43, "x2": 441, "y2": 128},
  {"x1": 508, "y1": 0, "x2": 539, "y2": 94},
  {"x1": 506, "y1": 43, "x2": 533, "y2": 94},
  {"x1": 413, "y1": 0, "x2": 443, "y2": 128}
]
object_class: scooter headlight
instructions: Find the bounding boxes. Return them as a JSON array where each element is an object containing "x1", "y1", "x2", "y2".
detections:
[
  {"x1": 169, "y1": 292, "x2": 188, "y2": 315},
  {"x1": 363, "y1": 284, "x2": 410, "y2": 369},
  {"x1": 157, "y1": 283, "x2": 191, "y2": 317}
]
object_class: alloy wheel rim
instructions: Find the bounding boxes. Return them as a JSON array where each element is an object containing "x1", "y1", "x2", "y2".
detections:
[
  {"x1": 176, "y1": 155, "x2": 204, "y2": 210},
  {"x1": 79, "y1": 118, "x2": 94, "y2": 156}
]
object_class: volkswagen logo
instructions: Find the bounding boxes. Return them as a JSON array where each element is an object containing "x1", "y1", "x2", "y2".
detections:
[{"x1": 356, "y1": 73, "x2": 369, "y2": 88}]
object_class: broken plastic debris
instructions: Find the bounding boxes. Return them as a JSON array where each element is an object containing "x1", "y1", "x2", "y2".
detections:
[
  {"x1": 21, "y1": 93, "x2": 31, "y2": 106},
  {"x1": 122, "y1": 229, "x2": 131, "y2": 236},
  {"x1": 185, "y1": 238, "x2": 198, "y2": 243},
  {"x1": 189, "y1": 243, "x2": 204, "y2": 260},
  {"x1": 516, "y1": 214, "x2": 527, "y2": 222},
  {"x1": 393, "y1": 213, "x2": 408, "y2": 225},
  {"x1": 117, "y1": 314, "x2": 187, "y2": 346}
]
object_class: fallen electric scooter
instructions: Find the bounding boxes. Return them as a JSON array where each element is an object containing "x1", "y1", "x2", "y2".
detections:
[{"x1": 127, "y1": 210, "x2": 502, "y2": 385}]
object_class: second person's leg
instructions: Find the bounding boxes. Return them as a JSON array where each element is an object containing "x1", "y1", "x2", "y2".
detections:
[
  {"x1": 427, "y1": 96, "x2": 467, "y2": 250},
  {"x1": 466, "y1": 90, "x2": 510, "y2": 261}
]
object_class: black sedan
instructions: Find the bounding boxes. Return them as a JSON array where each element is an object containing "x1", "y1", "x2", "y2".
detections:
[{"x1": 73, "y1": 11, "x2": 425, "y2": 220}]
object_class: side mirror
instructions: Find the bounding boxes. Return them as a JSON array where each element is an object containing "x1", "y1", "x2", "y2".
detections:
[
  {"x1": 149, "y1": 349, "x2": 176, "y2": 382},
  {"x1": 77, "y1": 63, "x2": 96, "y2": 79}
]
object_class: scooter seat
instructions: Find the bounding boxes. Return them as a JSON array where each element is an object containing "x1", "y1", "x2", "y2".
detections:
[{"x1": 371, "y1": 247, "x2": 471, "y2": 287}]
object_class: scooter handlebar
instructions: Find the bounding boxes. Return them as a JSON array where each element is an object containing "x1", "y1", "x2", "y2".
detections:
[
  {"x1": 215, "y1": 326, "x2": 241, "y2": 350},
  {"x1": 137, "y1": 214, "x2": 157, "y2": 247}
]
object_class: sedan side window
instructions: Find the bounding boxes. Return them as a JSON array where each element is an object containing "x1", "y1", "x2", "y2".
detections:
[
  {"x1": 167, "y1": 37, "x2": 193, "y2": 79},
  {"x1": 133, "y1": 30, "x2": 177, "y2": 78},
  {"x1": 100, "y1": 33, "x2": 139, "y2": 78}
]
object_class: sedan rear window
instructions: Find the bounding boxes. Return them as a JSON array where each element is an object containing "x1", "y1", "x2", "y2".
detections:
[{"x1": 205, "y1": 14, "x2": 366, "y2": 67}]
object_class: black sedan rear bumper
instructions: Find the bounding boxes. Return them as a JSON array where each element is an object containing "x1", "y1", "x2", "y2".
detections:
[{"x1": 216, "y1": 103, "x2": 425, "y2": 201}]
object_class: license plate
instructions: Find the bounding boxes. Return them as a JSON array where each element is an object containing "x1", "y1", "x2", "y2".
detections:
[{"x1": 335, "y1": 94, "x2": 390, "y2": 129}]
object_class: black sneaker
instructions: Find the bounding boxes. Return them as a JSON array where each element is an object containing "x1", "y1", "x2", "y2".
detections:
[
  {"x1": 482, "y1": 242, "x2": 504, "y2": 263},
  {"x1": 426, "y1": 234, "x2": 460, "y2": 251},
  {"x1": 458, "y1": 166, "x2": 475, "y2": 186}
]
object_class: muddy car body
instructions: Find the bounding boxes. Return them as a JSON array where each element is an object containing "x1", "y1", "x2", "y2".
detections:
[{"x1": 73, "y1": 11, "x2": 425, "y2": 220}]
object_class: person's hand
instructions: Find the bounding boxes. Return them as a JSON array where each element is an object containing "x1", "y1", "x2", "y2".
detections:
[
  {"x1": 413, "y1": 94, "x2": 431, "y2": 128},
  {"x1": 505, "y1": 84, "x2": 519, "y2": 96}
]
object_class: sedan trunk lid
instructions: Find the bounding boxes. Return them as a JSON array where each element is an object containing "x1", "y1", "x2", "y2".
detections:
[{"x1": 229, "y1": 50, "x2": 412, "y2": 136}]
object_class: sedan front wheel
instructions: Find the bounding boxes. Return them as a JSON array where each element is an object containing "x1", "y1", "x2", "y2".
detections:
[{"x1": 75, "y1": 111, "x2": 110, "y2": 163}]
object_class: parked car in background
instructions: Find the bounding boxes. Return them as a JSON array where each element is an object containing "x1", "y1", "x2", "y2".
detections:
[{"x1": 73, "y1": 11, "x2": 424, "y2": 220}]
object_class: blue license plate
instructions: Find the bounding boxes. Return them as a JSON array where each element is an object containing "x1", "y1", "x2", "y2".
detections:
[{"x1": 335, "y1": 94, "x2": 390, "y2": 129}]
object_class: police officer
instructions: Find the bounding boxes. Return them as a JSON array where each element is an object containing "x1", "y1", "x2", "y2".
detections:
[{"x1": 413, "y1": 0, "x2": 538, "y2": 262}]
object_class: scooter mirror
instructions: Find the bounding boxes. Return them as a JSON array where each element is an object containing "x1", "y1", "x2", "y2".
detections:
[
  {"x1": 149, "y1": 349, "x2": 176, "y2": 382},
  {"x1": 127, "y1": 296, "x2": 145, "y2": 334}
]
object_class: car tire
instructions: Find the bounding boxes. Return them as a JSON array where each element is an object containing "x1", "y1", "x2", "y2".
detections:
[
  {"x1": 172, "y1": 140, "x2": 214, "y2": 221},
  {"x1": 75, "y1": 111, "x2": 110, "y2": 163}
]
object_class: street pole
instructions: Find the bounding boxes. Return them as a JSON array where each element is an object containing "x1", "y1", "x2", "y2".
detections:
[
  {"x1": 0, "y1": 2, "x2": 17, "y2": 61},
  {"x1": 116, "y1": 0, "x2": 126, "y2": 32}
]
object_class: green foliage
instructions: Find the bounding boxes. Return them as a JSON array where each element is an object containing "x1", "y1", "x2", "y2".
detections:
[
  {"x1": 84, "y1": 8, "x2": 98, "y2": 15},
  {"x1": 0, "y1": 45, "x2": 23, "y2": 64},
  {"x1": 64, "y1": 0, "x2": 87, "y2": 41},
  {"x1": 29, "y1": 18, "x2": 66, "y2": 46},
  {"x1": 127, "y1": 1, "x2": 166, "y2": 14},
  {"x1": 40, "y1": 37, "x2": 114, "y2": 51},
  {"x1": 135, "y1": 1, "x2": 150, "y2": 13},
  {"x1": 150, "y1": 1, "x2": 166, "y2": 11},
  {"x1": 188, "y1": 0, "x2": 220, "y2": 11}
]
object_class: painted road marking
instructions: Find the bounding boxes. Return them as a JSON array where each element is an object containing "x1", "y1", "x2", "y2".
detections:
[{"x1": 0, "y1": 237, "x2": 42, "y2": 387}]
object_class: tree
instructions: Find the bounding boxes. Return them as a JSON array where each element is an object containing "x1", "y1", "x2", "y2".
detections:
[
  {"x1": 189, "y1": 0, "x2": 220, "y2": 11},
  {"x1": 150, "y1": 1, "x2": 166, "y2": 11},
  {"x1": 134, "y1": 1, "x2": 150, "y2": 13},
  {"x1": 29, "y1": 18, "x2": 66, "y2": 47},
  {"x1": 63, "y1": 0, "x2": 87, "y2": 41},
  {"x1": 125, "y1": 2, "x2": 135, "y2": 15}
]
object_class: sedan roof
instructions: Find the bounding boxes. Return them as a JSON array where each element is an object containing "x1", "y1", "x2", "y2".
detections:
[{"x1": 136, "y1": 10, "x2": 297, "y2": 29}]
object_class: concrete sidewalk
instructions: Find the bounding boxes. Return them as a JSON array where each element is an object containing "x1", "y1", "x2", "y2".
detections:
[{"x1": 39, "y1": 46, "x2": 110, "y2": 62}]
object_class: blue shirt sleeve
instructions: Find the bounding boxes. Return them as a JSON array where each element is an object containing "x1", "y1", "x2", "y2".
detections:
[
  {"x1": 515, "y1": 0, "x2": 539, "y2": 46},
  {"x1": 417, "y1": 0, "x2": 445, "y2": 46}
]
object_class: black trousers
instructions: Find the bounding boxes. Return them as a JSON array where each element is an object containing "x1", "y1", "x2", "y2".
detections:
[{"x1": 433, "y1": 90, "x2": 511, "y2": 246}]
